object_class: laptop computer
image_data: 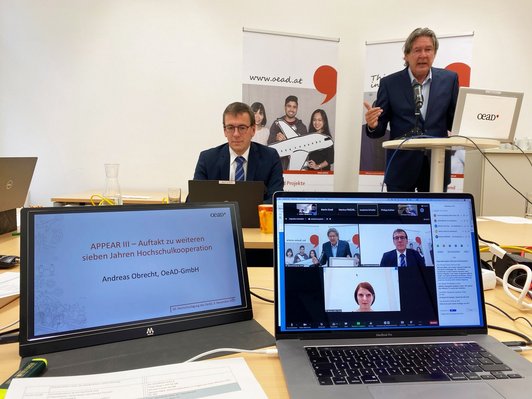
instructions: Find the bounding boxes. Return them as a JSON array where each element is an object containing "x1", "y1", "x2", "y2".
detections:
[
  {"x1": 451, "y1": 87, "x2": 523, "y2": 143},
  {"x1": 273, "y1": 191, "x2": 531, "y2": 399},
  {"x1": 0, "y1": 157, "x2": 37, "y2": 212},
  {"x1": 19, "y1": 202, "x2": 274, "y2": 375},
  {"x1": 187, "y1": 180, "x2": 265, "y2": 228}
]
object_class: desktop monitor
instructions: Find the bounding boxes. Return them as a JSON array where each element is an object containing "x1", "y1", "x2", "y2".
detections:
[
  {"x1": 451, "y1": 87, "x2": 523, "y2": 143},
  {"x1": 19, "y1": 202, "x2": 253, "y2": 357}
]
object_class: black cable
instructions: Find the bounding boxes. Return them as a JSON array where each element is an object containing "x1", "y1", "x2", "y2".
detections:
[
  {"x1": 0, "y1": 328, "x2": 19, "y2": 336},
  {"x1": 456, "y1": 135, "x2": 532, "y2": 207},
  {"x1": 510, "y1": 143, "x2": 532, "y2": 168},
  {"x1": 250, "y1": 290, "x2": 274, "y2": 303},
  {"x1": 381, "y1": 134, "x2": 434, "y2": 192},
  {"x1": 0, "y1": 331, "x2": 19, "y2": 344},
  {"x1": 477, "y1": 234, "x2": 500, "y2": 247},
  {"x1": 487, "y1": 324, "x2": 532, "y2": 344},
  {"x1": 486, "y1": 302, "x2": 532, "y2": 328}
]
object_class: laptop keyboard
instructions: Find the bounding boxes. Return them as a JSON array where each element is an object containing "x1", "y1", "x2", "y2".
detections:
[{"x1": 306, "y1": 342, "x2": 523, "y2": 385}]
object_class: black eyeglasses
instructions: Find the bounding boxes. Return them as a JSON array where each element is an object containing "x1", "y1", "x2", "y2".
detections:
[
  {"x1": 224, "y1": 125, "x2": 250, "y2": 134},
  {"x1": 393, "y1": 235, "x2": 407, "y2": 241}
]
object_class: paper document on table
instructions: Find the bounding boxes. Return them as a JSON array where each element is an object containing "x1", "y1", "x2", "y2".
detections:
[
  {"x1": 121, "y1": 195, "x2": 152, "y2": 199},
  {"x1": 0, "y1": 272, "x2": 19, "y2": 308},
  {"x1": 481, "y1": 216, "x2": 532, "y2": 224},
  {"x1": 6, "y1": 357, "x2": 267, "y2": 399}
]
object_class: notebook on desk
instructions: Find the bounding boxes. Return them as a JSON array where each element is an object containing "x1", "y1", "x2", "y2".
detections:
[
  {"x1": 187, "y1": 180, "x2": 265, "y2": 228},
  {"x1": 273, "y1": 191, "x2": 531, "y2": 399},
  {"x1": 19, "y1": 203, "x2": 274, "y2": 375}
]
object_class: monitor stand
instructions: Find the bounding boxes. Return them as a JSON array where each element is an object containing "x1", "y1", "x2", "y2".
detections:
[{"x1": 22, "y1": 319, "x2": 274, "y2": 377}]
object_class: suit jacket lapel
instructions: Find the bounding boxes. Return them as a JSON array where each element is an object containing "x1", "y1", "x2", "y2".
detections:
[
  {"x1": 218, "y1": 144, "x2": 231, "y2": 180},
  {"x1": 400, "y1": 68, "x2": 415, "y2": 106},
  {"x1": 246, "y1": 143, "x2": 258, "y2": 180},
  {"x1": 425, "y1": 67, "x2": 441, "y2": 124}
]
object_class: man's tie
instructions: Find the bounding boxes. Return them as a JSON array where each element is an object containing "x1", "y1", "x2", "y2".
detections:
[
  {"x1": 235, "y1": 156, "x2": 245, "y2": 181},
  {"x1": 400, "y1": 253, "x2": 406, "y2": 267}
]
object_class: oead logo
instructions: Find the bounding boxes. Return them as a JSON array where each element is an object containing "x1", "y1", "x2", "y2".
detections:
[
  {"x1": 477, "y1": 113, "x2": 499, "y2": 121},
  {"x1": 146, "y1": 327, "x2": 155, "y2": 336},
  {"x1": 210, "y1": 212, "x2": 226, "y2": 217}
]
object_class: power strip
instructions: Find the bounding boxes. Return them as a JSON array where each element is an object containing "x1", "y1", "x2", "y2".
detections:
[{"x1": 482, "y1": 269, "x2": 497, "y2": 290}]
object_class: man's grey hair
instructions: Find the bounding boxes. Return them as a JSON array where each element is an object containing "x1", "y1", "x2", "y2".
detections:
[
  {"x1": 327, "y1": 227, "x2": 339, "y2": 237},
  {"x1": 403, "y1": 27, "x2": 439, "y2": 66}
]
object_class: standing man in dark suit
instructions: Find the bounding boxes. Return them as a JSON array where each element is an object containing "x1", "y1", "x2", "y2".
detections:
[
  {"x1": 364, "y1": 28, "x2": 459, "y2": 192},
  {"x1": 321, "y1": 228, "x2": 352, "y2": 266},
  {"x1": 193, "y1": 102, "x2": 284, "y2": 202},
  {"x1": 380, "y1": 229, "x2": 426, "y2": 268}
]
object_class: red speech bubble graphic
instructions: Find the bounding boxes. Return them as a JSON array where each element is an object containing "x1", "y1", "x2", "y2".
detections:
[
  {"x1": 310, "y1": 234, "x2": 320, "y2": 248},
  {"x1": 415, "y1": 236, "x2": 422, "y2": 245},
  {"x1": 352, "y1": 234, "x2": 360, "y2": 247},
  {"x1": 445, "y1": 62, "x2": 471, "y2": 88},
  {"x1": 313, "y1": 65, "x2": 337, "y2": 104}
]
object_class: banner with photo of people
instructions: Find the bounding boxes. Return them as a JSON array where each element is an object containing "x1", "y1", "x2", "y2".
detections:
[
  {"x1": 242, "y1": 29, "x2": 339, "y2": 191},
  {"x1": 359, "y1": 33, "x2": 474, "y2": 192}
]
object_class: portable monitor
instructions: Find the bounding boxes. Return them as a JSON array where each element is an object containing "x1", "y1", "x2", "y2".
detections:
[
  {"x1": 19, "y1": 203, "x2": 253, "y2": 357},
  {"x1": 451, "y1": 87, "x2": 523, "y2": 143}
]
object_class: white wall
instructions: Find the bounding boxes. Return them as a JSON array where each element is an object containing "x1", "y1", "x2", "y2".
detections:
[{"x1": 1, "y1": 0, "x2": 531, "y2": 205}]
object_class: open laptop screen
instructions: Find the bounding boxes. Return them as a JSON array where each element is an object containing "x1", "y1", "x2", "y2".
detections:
[
  {"x1": 451, "y1": 87, "x2": 523, "y2": 143},
  {"x1": 0, "y1": 157, "x2": 37, "y2": 212},
  {"x1": 274, "y1": 192, "x2": 486, "y2": 337},
  {"x1": 20, "y1": 203, "x2": 252, "y2": 356}
]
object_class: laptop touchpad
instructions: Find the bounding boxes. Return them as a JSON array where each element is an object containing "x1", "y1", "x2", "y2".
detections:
[{"x1": 368, "y1": 382, "x2": 504, "y2": 399}]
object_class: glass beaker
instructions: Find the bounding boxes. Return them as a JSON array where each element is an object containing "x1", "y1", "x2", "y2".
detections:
[{"x1": 103, "y1": 163, "x2": 123, "y2": 205}]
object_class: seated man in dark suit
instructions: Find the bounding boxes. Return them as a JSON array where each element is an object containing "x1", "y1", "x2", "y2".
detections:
[
  {"x1": 193, "y1": 102, "x2": 284, "y2": 202},
  {"x1": 380, "y1": 228, "x2": 426, "y2": 268},
  {"x1": 321, "y1": 227, "x2": 352, "y2": 266}
]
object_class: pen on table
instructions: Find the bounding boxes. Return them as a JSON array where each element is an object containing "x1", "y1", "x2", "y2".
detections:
[{"x1": 0, "y1": 358, "x2": 47, "y2": 399}]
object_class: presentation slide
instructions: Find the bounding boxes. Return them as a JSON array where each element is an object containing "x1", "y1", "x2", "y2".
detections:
[{"x1": 32, "y1": 207, "x2": 243, "y2": 337}]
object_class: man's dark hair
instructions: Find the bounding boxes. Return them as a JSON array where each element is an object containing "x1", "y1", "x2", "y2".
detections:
[
  {"x1": 223, "y1": 102, "x2": 255, "y2": 126},
  {"x1": 392, "y1": 228, "x2": 408, "y2": 239},
  {"x1": 285, "y1": 95, "x2": 298, "y2": 105}
]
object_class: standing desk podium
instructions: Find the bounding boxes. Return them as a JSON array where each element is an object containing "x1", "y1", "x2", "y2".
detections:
[{"x1": 382, "y1": 137, "x2": 500, "y2": 192}]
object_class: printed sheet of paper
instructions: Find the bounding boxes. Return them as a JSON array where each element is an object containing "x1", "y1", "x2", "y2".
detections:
[
  {"x1": 480, "y1": 216, "x2": 532, "y2": 224},
  {"x1": 6, "y1": 357, "x2": 267, "y2": 399},
  {"x1": 0, "y1": 272, "x2": 19, "y2": 308}
]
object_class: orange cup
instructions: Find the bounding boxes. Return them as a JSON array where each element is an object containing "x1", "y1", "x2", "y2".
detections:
[{"x1": 258, "y1": 204, "x2": 274, "y2": 234}]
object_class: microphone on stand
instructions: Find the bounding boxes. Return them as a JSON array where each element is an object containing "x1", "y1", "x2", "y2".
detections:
[{"x1": 413, "y1": 82, "x2": 424, "y2": 111}]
